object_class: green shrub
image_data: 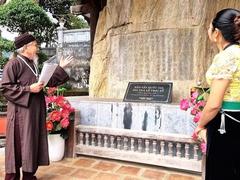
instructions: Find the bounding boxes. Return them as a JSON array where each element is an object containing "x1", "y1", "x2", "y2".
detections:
[
  {"x1": 0, "y1": 37, "x2": 14, "y2": 68},
  {"x1": 0, "y1": 0, "x2": 53, "y2": 44}
]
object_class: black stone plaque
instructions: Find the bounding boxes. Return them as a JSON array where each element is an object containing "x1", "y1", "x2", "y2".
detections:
[{"x1": 123, "y1": 82, "x2": 173, "y2": 103}]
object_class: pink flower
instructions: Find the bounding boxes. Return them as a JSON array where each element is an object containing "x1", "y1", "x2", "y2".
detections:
[
  {"x1": 196, "y1": 101, "x2": 206, "y2": 110},
  {"x1": 200, "y1": 142, "x2": 207, "y2": 154},
  {"x1": 60, "y1": 118, "x2": 70, "y2": 128},
  {"x1": 70, "y1": 107, "x2": 75, "y2": 113},
  {"x1": 192, "y1": 132, "x2": 198, "y2": 141},
  {"x1": 63, "y1": 103, "x2": 74, "y2": 113},
  {"x1": 55, "y1": 96, "x2": 65, "y2": 107},
  {"x1": 193, "y1": 112, "x2": 202, "y2": 123},
  {"x1": 192, "y1": 91, "x2": 199, "y2": 99},
  {"x1": 48, "y1": 96, "x2": 57, "y2": 103},
  {"x1": 190, "y1": 92, "x2": 199, "y2": 103},
  {"x1": 190, "y1": 108, "x2": 198, "y2": 115},
  {"x1": 180, "y1": 99, "x2": 190, "y2": 111},
  {"x1": 190, "y1": 97, "x2": 196, "y2": 104}
]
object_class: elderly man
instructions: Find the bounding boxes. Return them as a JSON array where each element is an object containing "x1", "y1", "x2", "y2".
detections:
[{"x1": 1, "y1": 33, "x2": 73, "y2": 180}]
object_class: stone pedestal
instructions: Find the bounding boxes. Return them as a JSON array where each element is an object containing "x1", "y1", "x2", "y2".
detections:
[{"x1": 68, "y1": 97, "x2": 195, "y2": 135}]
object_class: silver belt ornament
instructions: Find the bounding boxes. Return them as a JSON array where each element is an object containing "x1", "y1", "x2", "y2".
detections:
[{"x1": 218, "y1": 109, "x2": 240, "y2": 134}]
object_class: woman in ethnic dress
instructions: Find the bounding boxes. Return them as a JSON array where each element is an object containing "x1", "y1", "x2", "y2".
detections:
[{"x1": 195, "y1": 8, "x2": 240, "y2": 180}]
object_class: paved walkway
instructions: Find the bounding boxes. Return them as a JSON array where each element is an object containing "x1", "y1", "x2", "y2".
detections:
[{"x1": 0, "y1": 149, "x2": 201, "y2": 180}]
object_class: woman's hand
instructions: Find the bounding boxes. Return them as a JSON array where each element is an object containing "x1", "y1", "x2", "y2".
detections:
[
  {"x1": 194, "y1": 126, "x2": 207, "y2": 143},
  {"x1": 30, "y1": 82, "x2": 44, "y2": 93},
  {"x1": 59, "y1": 55, "x2": 74, "y2": 68},
  {"x1": 198, "y1": 129, "x2": 207, "y2": 143}
]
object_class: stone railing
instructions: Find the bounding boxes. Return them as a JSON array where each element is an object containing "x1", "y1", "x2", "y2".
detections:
[{"x1": 75, "y1": 125, "x2": 202, "y2": 172}]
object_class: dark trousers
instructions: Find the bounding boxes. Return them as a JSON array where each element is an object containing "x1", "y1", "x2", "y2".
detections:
[
  {"x1": 205, "y1": 112, "x2": 240, "y2": 180},
  {"x1": 5, "y1": 118, "x2": 37, "y2": 180}
]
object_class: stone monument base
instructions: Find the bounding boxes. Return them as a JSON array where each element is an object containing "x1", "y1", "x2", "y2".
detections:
[{"x1": 67, "y1": 97, "x2": 202, "y2": 172}]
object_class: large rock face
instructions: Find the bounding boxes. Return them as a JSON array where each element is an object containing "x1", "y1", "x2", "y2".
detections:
[{"x1": 89, "y1": 0, "x2": 240, "y2": 102}]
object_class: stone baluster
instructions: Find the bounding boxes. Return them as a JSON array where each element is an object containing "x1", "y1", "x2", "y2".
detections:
[
  {"x1": 145, "y1": 139, "x2": 150, "y2": 153},
  {"x1": 123, "y1": 137, "x2": 128, "y2": 151},
  {"x1": 117, "y1": 136, "x2": 121, "y2": 150},
  {"x1": 85, "y1": 133, "x2": 89, "y2": 145},
  {"x1": 130, "y1": 138, "x2": 135, "y2": 151},
  {"x1": 91, "y1": 134, "x2": 96, "y2": 146},
  {"x1": 110, "y1": 136, "x2": 115, "y2": 148},
  {"x1": 97, "y1": 134, "x2": 102, "y2": 147},
  {"x1": 168, "y1": 142, "x2": 173, "y2": 156},
  {"x1": 160, "y1": 141, "x2": 165, "y2": 155},
  {"x1": 153, "y1": 140, "x2": 157, "y2": 154},
  {"x1": 194, "y1": 144, "x2": 199, "y2": 160},
  {"x1": 79, "y1": 132, "x2": 84, "y2": 145},
  {"x1": 185, "y1": 143, "x2": 190, "y2": 159},
  {"x1": 176, "y1": 142, "x2": 181, "y2": 158},
  {"x1": 104, "y1": 135, "x2": 108, "y2": 148},
  {"x1": 138, "y1": 139, "x2": 142, "y2": 153}
]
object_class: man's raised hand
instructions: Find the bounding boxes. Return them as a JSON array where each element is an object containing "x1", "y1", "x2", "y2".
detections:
[{"x1": 59, "y1": 55, "x2": 74, "y2": 68}]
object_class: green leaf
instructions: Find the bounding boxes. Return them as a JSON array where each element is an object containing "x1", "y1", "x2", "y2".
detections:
[
  {"x1": 197, "y1": 95, "x2": 204, "y2": 101},
  {"x1": 55, "y1": 123, "x2": 62, "y2": 131}
]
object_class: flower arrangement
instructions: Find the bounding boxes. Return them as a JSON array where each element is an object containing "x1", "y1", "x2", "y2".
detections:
[
  {"x1": 45, "y1": 87, "x2": 75, "y2": 139},
  {"x1": 180, "y1": 87, "x2": 210, "y2": 154}
]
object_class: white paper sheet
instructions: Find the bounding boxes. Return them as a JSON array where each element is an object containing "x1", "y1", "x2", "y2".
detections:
[{"x1": 38, "y1": 63, "x2": 58, "y2": 86}]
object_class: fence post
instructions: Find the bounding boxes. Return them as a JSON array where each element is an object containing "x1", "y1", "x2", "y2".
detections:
[{"x1": 57, "y1": 20, "x2": 67, "y2": 48}]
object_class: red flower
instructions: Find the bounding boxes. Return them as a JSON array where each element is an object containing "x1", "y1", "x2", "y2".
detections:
[
  {"x1": 46, "y1": 96, "x2": 57, "y2": 104},
  {"x1": 49, "y1": 110, "x2": 61, "y2": 122},
  {"x1": 55, "y1": 96, "x2": 65, "y2": 107},
  {"x1": 46, "y1": 121, "x2": 53, "y2": 131},
  {"x1": 60, "y1": 118, "x2": 70, "y2": 128},
  {"x1": 61, "y1": 109, "x2": 70, "y2": 118}
]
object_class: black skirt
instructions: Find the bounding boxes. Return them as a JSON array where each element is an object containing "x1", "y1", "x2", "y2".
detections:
[{"x1": 205, "y1": 111, "x2": 240, "y2": 180}]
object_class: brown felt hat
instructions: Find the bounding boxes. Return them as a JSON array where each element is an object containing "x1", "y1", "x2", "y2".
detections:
[{"x1": 14, "y1": 33, "x2": 36, "y2": 49}]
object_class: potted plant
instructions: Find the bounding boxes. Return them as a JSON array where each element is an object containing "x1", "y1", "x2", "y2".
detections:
[{"x1": 45, "y1": 87, "x2": 74, "y2": 161}]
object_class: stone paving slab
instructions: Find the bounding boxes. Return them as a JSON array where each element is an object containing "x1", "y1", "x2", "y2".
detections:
[{"x1": 0, "y1": 151, "x2": 201, "y2": 180}]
